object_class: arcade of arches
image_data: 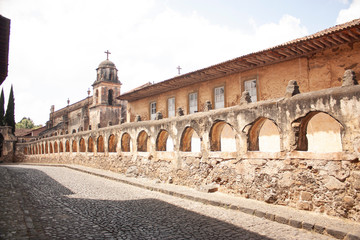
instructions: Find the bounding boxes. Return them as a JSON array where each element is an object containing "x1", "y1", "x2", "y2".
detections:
[{"x1": 19, "y1": 83, "x2": 360, "y2": 221}]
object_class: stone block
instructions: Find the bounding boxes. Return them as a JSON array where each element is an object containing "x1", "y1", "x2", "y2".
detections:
[
  {"x1": 324, "y1": 176, "x2": 346, "y2": 190},
  {"x1": 300, "y1": 191, "x2": 313, "y2": 201}
]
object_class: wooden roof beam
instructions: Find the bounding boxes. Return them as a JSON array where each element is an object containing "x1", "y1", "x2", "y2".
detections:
[
  {"x1": 312, "y1": 40, "x2": 325, "y2": 48},
  {"x1": 318, "y1": 38, "x2": 332, "y2": 47},
  {"x1": 338, "y1": 32, "x2": 352, "y2": 42},
  {"x1": 245, "y1": 58, "x2": 263, "y2": 65},
  {"x1": 346, "y1": 30, "x2": 359, "y2": 39},
  {"x1": 332, "y1": 34, "x2": 345, "y2": 43},
  {"x1": 326, "y1": 36, "x2": 339, "y2": 45},
  {"x1": 289, "y1": 46, "x2": 303, "y2": 54},
  {"x1": 296, "y1": 45, "x2": 310, "y2": 53}
]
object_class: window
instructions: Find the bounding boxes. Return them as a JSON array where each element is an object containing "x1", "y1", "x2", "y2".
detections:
[
  {"x1": 214, "y1": 86, "x2": 224, "y2": 109},
  {"x1": 244, "y1": 79, "x2": 257, "y2": 102},
  {"x1": 168, "y1": 97, "x2": 175, "y2": 118},
  {"x1": 108, "y1": 89, "x2": 113, "y2": 105},
  {"x1": 150, "y1": 102, "x2": 156, "y2": 120},
  {"x1": 189, "y1": 92, "x2": 198, "y2": 114}
]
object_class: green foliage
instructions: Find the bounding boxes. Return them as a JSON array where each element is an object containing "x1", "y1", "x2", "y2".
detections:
[
  {"x1": 5, "y1": 85, "x2": 15, "y2": 132},
  {"x1": 0, "y1": 89, "x2": 4, "y2": 126},
  {"x1": 16, "y1": 117, "x2": 35, "y2": 129}
]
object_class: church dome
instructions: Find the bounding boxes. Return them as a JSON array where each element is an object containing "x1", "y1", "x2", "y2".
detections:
[
  {"x1": 98, "y1": 59, "x2": 116, "y2": 69},
  {"x1": 94, "y1": 58, "x2": 120, "y2": 85}
]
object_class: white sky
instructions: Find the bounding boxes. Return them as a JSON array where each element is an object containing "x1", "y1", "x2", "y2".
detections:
[{"x1": 1, "y1": 0, "x2": 360, "y2": 125}]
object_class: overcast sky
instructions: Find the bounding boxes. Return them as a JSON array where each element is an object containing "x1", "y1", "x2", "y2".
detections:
[{"x1": 1, "y1": 0, "x2": 360, "y2": 125}]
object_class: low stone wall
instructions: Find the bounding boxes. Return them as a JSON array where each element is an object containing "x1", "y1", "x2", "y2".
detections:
[
  {"x1": 24, "y1": 152, "x2": 360, "y2": 221},
  {"x1": 19, "y1": 79, "x2": 360, "y2": 222}
]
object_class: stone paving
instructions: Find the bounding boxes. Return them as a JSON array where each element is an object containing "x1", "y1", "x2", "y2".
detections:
[{"x1": 0, "y1": 164, "x2": 339, "y2": 239}]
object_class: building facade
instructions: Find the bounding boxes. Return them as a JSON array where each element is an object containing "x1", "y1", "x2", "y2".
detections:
[
  {"x1": 42, "y1": 58, "x2": 126, "y2": 138},
  {"x1": 119, "y1": 19, "x2": 360, "y2": 123}
]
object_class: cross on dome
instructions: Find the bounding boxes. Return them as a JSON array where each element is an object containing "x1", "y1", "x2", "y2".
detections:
[{"x1": 104, "y1": 50, "x2": 111, "y2": 60}]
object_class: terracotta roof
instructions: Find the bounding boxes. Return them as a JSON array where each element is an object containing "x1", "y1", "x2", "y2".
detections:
[
  {"x1": 118, "y1": 18, "x2": 360, "y2": 102},
  {"x1": 15, "y1": 128, "x2": 32, "y2": 137}
]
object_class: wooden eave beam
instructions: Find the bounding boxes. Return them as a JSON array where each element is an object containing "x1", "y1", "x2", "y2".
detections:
[
  {"x1": 346, "y1": 30, "x2": 359, "y2": 39},
  {"x1": 332, "y1": 34, "x2": 345, "y2": 43},
  {"x1": 311, "y1": 40, "x2": 325, "y2": 48},
  {"x1": 326, "y1": 36, "x2": 339, "y2": 45},
  {"x1": 318, "y1": 38, "x2": 332, "y2": 47},
  {"x1": 338, "y1": 32, "x2": 352, "y2": 42}
]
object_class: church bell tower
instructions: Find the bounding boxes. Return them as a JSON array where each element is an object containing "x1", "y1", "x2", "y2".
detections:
[{"x1": 89, "y1": 51, "x2": 122, "y2": 129}]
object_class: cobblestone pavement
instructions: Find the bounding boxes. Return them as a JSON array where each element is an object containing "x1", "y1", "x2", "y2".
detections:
[{"x1": 0, "y1": 165, "x2": 335, "y2": 240}]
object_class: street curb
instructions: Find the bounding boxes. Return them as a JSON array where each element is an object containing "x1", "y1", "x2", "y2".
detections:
[{"x1": 18, "y1": 163, "x2": 360, "y2": 240}]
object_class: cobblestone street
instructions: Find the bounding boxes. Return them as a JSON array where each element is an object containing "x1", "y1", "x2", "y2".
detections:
[{"x1": 0, "y1": 165, "x2": 336, "y2": 239}]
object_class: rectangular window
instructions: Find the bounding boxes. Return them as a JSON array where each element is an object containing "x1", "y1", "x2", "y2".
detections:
[
  {"x1": 168, "y1": 97, "x2": 175, "y2": 118},
  {"x1": 189, "y1": 92, "x2": 198, "y2": 114},
  {"x1": 150, "y1": 102, "x2": 156, "y2": 120},
  {"x1": 214, "y1": 86, "x2": 224, "y2": 109},
  {"x1": 244, "y1": 79, "x2": 257, "y2": 102}
]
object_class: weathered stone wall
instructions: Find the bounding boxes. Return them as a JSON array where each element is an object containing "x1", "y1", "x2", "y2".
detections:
[
  {"x1": 19, "y1": 81, "x2": 360, "y2": 221},
  {"x1": 127, "y1": 42, "x2": 360, "y2": 122}
]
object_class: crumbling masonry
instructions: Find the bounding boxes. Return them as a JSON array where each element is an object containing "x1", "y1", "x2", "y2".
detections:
[{"x1": 19, "y1": 70, "x2": 360, "y2": 221}]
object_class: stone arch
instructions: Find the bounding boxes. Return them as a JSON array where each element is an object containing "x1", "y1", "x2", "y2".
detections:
[
  {"x1": 65, "y1": 140, "x2": 70, "y2": 152},
  {"x1": 24, "y1": 147, "x2": 28, "y2": 155},
  {"x1": 49, "y1": 142, "x2": 53, "y2": 153},
  {"x1": 156, "y1": 129, "x2": 174, "y2": 151},
  {"x1": 209, "y1": 121, "x2": 237, "y2": 152},
  {"x1": 45, "y1": 142, "x2": 49, "y2": 154},
  {"x1": 35, "y1": 145, "x2": 38, "y2": 154},
  {"x1": 88, "y1": 137, "x2": 94, "y2": 152},
  {"x1": 108, "y1": 134, "x2": 117, "y2": 152},
  {"x1": 137, "y1": 130, "x2": 149, "y2": 152},
  {"x1": 97, "y1": 135, "x2": 104, "y2": 152},
  {"x1": 247, "y1": 117, "x2": 281, "y2": 152},
  {"x1": 295, "y1": 111, "x2": 343, "y2": 152},
  {"x1": 121, "y1": 132, "x2": 131, "y2": 152},
  {"x1": 54, "y1": 141, "x2": 58, "y2": 153},
  {"x1": 59, "y1": 141, "x2": 64, "y2": 152},
  {"x1": 79, "y1": 138, "x2": 86, "y2": 152},
  {"x1": 180, "y1": 126, "x2": 201, "y2": 152},
  {"x1": 41, "y1": 144, "x2": 44, "y2": 154},
  {"x1": 72, "y1": 140, "x2": 77, "y2": 152}
]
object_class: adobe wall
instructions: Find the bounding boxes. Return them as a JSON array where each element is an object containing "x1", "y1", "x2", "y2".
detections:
[
  {"x1": 127, "y1": 42, "x2": 360, "y2": 121},
  {"x1": 19, "y1": 79, "x2": 360, "y2": 221}
]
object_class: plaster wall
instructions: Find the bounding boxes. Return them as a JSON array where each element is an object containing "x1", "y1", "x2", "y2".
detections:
[{"x1": 127, "y1": 42, "x2": 360, "y2": 122}]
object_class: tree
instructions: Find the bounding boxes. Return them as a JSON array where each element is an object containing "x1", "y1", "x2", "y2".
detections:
[
  {"x1": 5, "y1": 85, "x2": 15, "y2": 132},
  {"x1": 0, "y1": 89, "x2": 4, "y2": 126},
  {"x1": 16, "y1": 117, "x2": 35, "y2": 129}
]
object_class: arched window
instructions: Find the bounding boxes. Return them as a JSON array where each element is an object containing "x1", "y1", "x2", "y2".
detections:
[
  {"x1": 88, "y1": 137, "x2": 94, "y2": 152},
  {"x1": 137, "y1": 130, "x2": 149, "y2": 152},
  {"x1": 156, "y1": 130, "x2": 174, "y2": 151},
  {"x1": 121, "y1": 133, "x2": 131, "y2": 152},
  {"x1": 108, "y1": 89, "x2": 113, "y2": 105},
  {"x1": 97, "y1": 135, "x2": 104, "y2": 152},
  {"x1": 65, "y1": 140, "x2": 70, "y2": 152},
  {"x1": 45, "y1": 142, "x2": 49, "y2": 154},
  {"x1": 210, "y1": 121, "x2": 237, "y2": 152},
  {"x1": 59, "y1": 142, "x2": 64, "y2": 152},
  {"x1": 180, "y1": 127, "x2": 201, "y2": 152},
  {"x1": 108, "y1": 134, "x2": 117, "y2": 152},
  {"x1": 49, "y1": 142, "x2": 53, "y2": 153},
  {"x1": 72, "y1": 140, "x2": 77, "y2": 152},
  {"x1": 79, "y1": 138, "x2": 86, "y2": 152},
  {"x1": 248, "y1": 117, "x2": 280, "y2": 152},
  {"x1": 296, "y1": 112, "x2": 343, "y2": 152},
  {"x1": 41, "y1": 144, "x2": 44, "y2": 154},
  {"x1": 54, "y1": 142, "x2": 58, "y2": 153}
]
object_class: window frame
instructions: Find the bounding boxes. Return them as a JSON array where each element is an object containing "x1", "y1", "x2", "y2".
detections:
[
  {"x1": 214, "y1": 85, "x2": 225, "y2": 109},
  {"x1": 188, "y1": 92, "x2": 198, "y2": 114},
  {"x1": 150, "y1": 101, "x2": 157, "y2": 120},
  {"x1": 167, "y1": 97, "x2": 176, "y2": 118}
]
